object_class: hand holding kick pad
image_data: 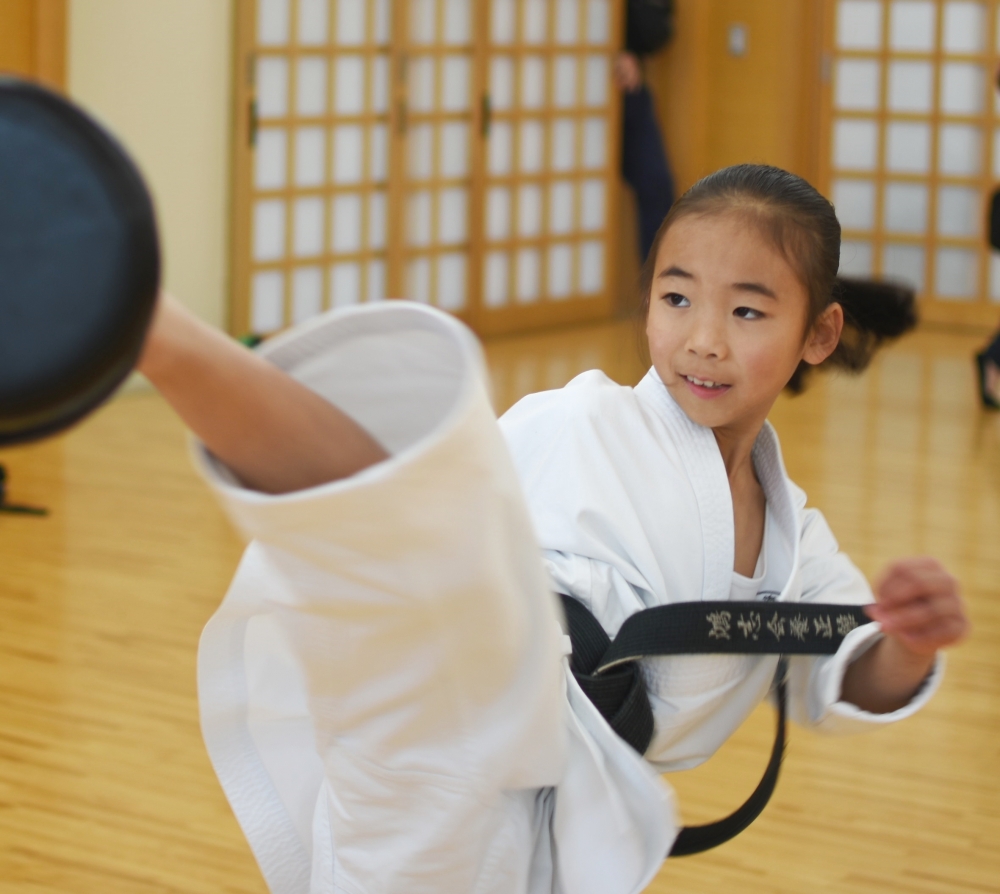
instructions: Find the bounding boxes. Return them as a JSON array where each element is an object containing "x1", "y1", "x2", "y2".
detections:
[{"x1": 0, "y1": 78, "x2": 159, "y2": 446}]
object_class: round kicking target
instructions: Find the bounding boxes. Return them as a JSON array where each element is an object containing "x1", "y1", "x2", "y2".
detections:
[{"x1": 0, "y1": 78, "x2": 159, "y2": 446}]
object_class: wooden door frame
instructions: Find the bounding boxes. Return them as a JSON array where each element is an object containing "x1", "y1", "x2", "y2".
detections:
[{"x1": 0, "y1": 0, "x2": 66, "y2": 89}]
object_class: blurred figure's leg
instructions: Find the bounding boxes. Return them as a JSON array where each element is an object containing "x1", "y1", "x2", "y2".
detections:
[
  {"x1": 621, "y1": 86, "x2": 674, "y2": 263},
  {"x1": 975, "y1": 327, "x2": 1000, "y2": 409}
]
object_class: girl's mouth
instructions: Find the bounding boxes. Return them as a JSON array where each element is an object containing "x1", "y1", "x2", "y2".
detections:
[{"x1": 683, "y1": 374, "x2": 731, "y2": 398}]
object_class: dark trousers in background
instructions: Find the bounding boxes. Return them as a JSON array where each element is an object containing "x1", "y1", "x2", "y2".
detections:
[
  {"x1": 621, "y1": 85, "x2": 675, "y2": 263},
  {"x1": 985, "y1": 332, "x2": 1000, "y2": 366}
]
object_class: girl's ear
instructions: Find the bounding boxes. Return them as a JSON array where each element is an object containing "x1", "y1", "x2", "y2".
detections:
[{"x1": 802, "y1": 302, "x2": 844, "y2": 365}]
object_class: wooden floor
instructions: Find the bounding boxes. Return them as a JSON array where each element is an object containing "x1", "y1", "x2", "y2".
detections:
[{"x1": 1, "y1": 320, "x2": 998, "y2": 893}]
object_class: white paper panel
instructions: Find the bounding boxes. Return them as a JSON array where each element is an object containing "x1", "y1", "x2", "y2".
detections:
[
  {"x1": 939, "y1": 123, "x2": 982, "y2": 175},
  {"x1": 937, "y1": 186, "x2": 979, "y2": 237},
  {"x1": 580, "y1": 179, "x2": 605, "y2": 231},
  {"x1": 524, "y1": 0, "x2": 547, "y2": 43},
  {"x1": 522, "y1": 56, "x2": 547, "y2": 108},
  {"x1": 548, "y1": 244, "x2": 574, "y2": 298},
  {"x1": 889, "y1": 1, "x2": 936, "y2": 51},
  {"x1": 411, "y1": 0, "x2": 437, "y2": 44},
  {"x1": 369, "y1": 191, "x2": 387, "y2": 249},
  {"x1": 832, "y1": 118, "x2": 877, "y2": 170},
  {"x1": 368, "y1": 260, "x2": 386, "y2": 302},
  {"x1": 989, "y1": 253, "x2": 1000, "y2": 302},
  {"x1": 587, "y1": 0, "x2": 610, "y2": 44},
  {"x1": 492, "y1": 0, "x2": 516, "y2": 44},
  {"x1": 556, "y1": 0, "x2": 580, "y2": 44},
  {"x1": 372, "y1": 56, "x2": 390, "y2": 112},
  {"x1": 332, "y1": 125, "x2": 365, "y2": 183},
  {"x1": 520, "y1": 120, "x2": 545, "y2": 173},
  {"x1": 836, "y1": 1, "x2": 883, "y2": 50},
  {"x1": 443, "y1": 0, "x2": 472, "y2": 44},
  {"x1": 489, "y1": 122, "x2": 514, "y2": 174},
  {"x1": 554, "y1": 56, "x2": 578, "y2": 108},
  {"x1": 409, "y1": 124, "x2": 434, "y2": 179},
  {"x1": 293, "y1": 197, "x2": 325, "y2": 257},
  {"x1": 888, "y1": 61, "x2": 932, "y2": 112},
  {"x1": 835, "y1": 59, "x2": 881, "y2": 111},
  {"x1": 295, "y1": 127, "x2": 325, "y2": 186},
  {"x1": 885, "y1": 121, "x2": 930, "y2": 173},
  {"x1": 331, "y1": 262, "x2": 362, "y2": 307},
  {"x1": 585, "y1": 55, "x2": 609, "y2": 106},
  {"x1": 337, "y1": 0, "x2": 367, "y2": 45},
  {"x1": 370, "y1": 123, "x2": 389, "y2": 181},
  {"x1": 935, "y1": 247, "x2": 978, "y2": 298},
  {"x1": 410, "y1": 56, "x2": 436, "y2": 112},
  {"x1": 440, "y1": 122, "x2": 470, "y2": 177},
  {"x1": 257, "y1": 57, "x2": 289, "y2": 119},
  {"x1": 334, "y1": 56, "x2": 366, "y2": 114},
  {"x1": 883, "y1": 243, "x2": 925, "y2": 290},
  {"x1": 484, "y1": 251, "x2": 510, "y2": 307},
  {"x1": 409, "y1": 257, "x2": 432, "y2": 303},
  {"x1": 252, "y1": 270, "x2": 284, "y2": 332},
  {"x1": 884, "y1": 182, "x2": 928, "y2": 233},
  {"x1": 375, "y1": 0, "x2": 392, "y2": 44},
  {"x1": 518, "y1": 185, "x2": 543, "y2": 237},
  {"x1": 579, "y1": 240, "x2": 604, "y2": 293},
  {"x1": 551, "y1": 118, "x2": 576, "y2": 171},
  {"x1": 582, "y1": 118, "x2": 607, "y2": 169},
  {"x1": 292, "y1": 267, "x2": 324, "y2": 323},
  {"x1": 549, "y1": 180, "x2": 575, "y2": 234},
  {"x1": 941, "y1": 63, "x2": 984, "y2": 115},
  {"x1": 832, "y1": 178, "x2": 875, "y2": 230},
  {"x1": 516, "y1": 248, "x2": 541, "y2": 302},
  {"x1": 254, "y1": 199, "x2": 286, "y2": 261},
  {"x1": 298, "y1": 0, "x2": 328, "y2": 45},
  {"x1": 491, "y1": 57, "x2": 515, "y2": 109},
  {"x1": 255, "y1": 128, "x2": 287, "y2": 189},
  {"x1": 437, "y1": 253, "x2": 467, "y2": 310},
  {"x1": 331, "y1": 193, "x2": 363, "y2": 253},
  {"x1": 487, "y1": 187, "x2": 512, "y2": 239},
  {"x1": 258, "y1": 0, "x2": 289, "y2": 45},
  {"x1": 408, "y1": 191, "x2": 433, "y2": 247},
  {"x1": 297, "y1": 58, "x2": 328, "y2": 115},
  {"x1": 943, "y1": 2, "x2": 986, "y2": 53},
  {"x1": 839, "y1": 240, "x2": 874, "y2": 276},
  {"x1": 442, "y1": 57, "x2": 471, "y2": 111},
  {"x1": 439, "y1": 188, "x2": 468, "y2": 244}
]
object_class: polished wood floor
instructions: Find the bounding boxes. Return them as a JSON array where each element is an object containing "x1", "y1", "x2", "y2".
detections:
[{"x1": 1, "y1": 320, "x2": 998, "y2": 893}]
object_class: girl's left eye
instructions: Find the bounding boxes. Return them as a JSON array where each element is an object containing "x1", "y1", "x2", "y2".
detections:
[{"x1": 734, "y1": 306, "x2": 765, "y2": 320}]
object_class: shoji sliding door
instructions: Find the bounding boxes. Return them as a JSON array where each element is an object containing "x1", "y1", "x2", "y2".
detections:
[
  {"x1": 231, "y1": 0, "x2": 622, "y2": 337},
  {"x1": 477, "y1": 0, "x2": 621, "y2": 335},
  {"x1": 231, "y1": 0, "x2": 393, "y2": 335},
  {"x1": 821, "y1": 0, "x2": 1000, "y2": 326}
]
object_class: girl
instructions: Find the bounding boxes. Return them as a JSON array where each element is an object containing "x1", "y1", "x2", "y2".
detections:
[{"x1": 139, "y1": 165, "x2": 967, "y2": 894}]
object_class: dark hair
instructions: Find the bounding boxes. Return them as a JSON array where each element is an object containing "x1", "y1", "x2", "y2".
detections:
[{"x1": 638, "y1": 164, "x2": 917, "y2": 393}]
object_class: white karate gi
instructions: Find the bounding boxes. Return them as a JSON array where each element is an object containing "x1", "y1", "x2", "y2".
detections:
[{"x1": 193, "y1": 303, "x2": 941, "y2": 894}]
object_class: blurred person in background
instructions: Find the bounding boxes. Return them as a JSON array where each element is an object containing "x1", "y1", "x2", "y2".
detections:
[
  {"x1": 978, "y1": 66, "x2": 1000, "y2": 410},
  {"x1": 616, "y1": 0, "x2": 675, "y2": 263}
]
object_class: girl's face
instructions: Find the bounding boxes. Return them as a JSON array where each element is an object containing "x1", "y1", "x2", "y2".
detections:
[{"x1": 645, "y1": 212, "x2": 841, "y2": 440}]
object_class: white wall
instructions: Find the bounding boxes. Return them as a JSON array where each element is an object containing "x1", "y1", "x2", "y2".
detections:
[{"x1": 67, "y1": 0, "x2": 234, "y2": 329}]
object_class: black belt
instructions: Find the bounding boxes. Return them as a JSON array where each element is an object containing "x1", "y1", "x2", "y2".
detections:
[{"x1": 558, "y1": 595, "x2": 871, "y2": 857}]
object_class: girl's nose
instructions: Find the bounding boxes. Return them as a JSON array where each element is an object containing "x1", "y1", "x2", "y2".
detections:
[{"x1": 685, "y1": 313, "x2": 728, "y2": 359}]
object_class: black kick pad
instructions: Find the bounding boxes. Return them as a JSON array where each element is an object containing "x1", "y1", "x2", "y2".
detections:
[{"x1": 0, "y1": 78, "x2": 159, "y2": 446}]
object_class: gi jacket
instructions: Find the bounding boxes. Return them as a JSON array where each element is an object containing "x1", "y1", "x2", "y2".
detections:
[{"x1": 193, "y1": 303, "x2": 940, "y2": 894}]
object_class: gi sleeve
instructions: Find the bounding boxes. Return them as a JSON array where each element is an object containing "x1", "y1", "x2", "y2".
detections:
[{"x1": 787, "y1": 494, "x2": 944, "y2": 734}]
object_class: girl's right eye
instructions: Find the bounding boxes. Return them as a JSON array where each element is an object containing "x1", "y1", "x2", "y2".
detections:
[{"x1": 662, "y1": 292, "x2": 690, "y2": 308}]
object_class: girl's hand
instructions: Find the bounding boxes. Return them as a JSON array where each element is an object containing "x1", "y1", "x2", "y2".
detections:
[{"x1": 864, "y1": 557, "x2": 969, "y2": 657}]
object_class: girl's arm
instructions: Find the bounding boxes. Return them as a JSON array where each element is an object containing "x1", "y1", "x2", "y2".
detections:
[
  {"x1": 840, "y1": 557, "x2": 968, "y2": 713},
  {"x1": 138, "y1": 294, "x2": 388, "y2": 494}
]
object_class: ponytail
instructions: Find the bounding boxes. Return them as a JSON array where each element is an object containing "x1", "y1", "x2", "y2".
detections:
[{"x1": 785, "y1": 276, "x2": 918, "y2": 393}]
